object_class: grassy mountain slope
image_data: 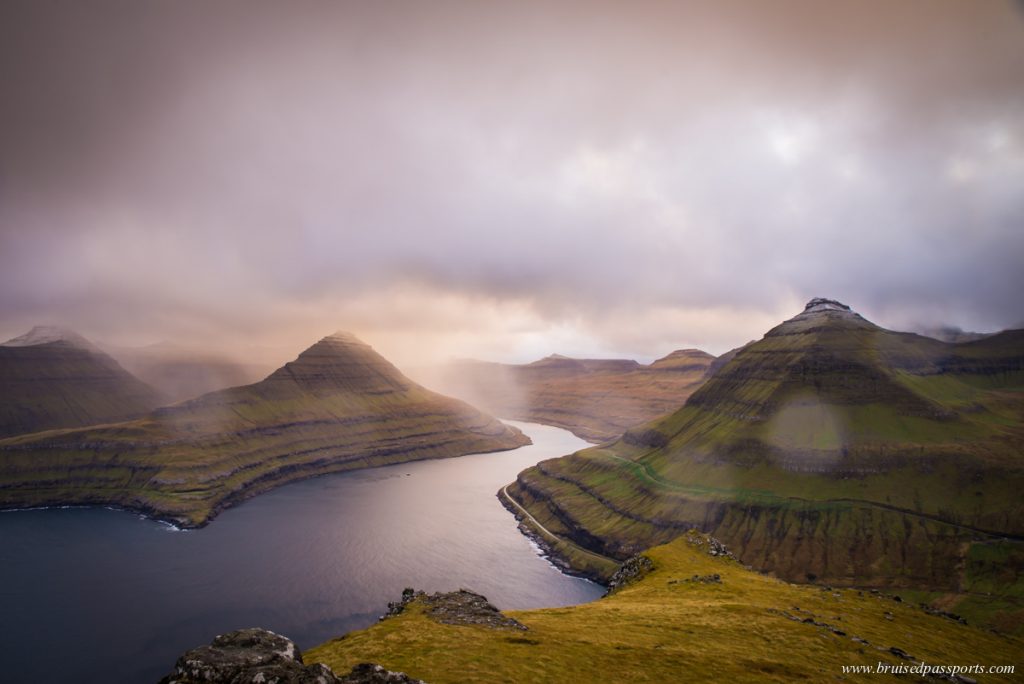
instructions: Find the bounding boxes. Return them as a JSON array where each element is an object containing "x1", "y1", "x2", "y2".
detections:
[
  {"x1": 0, "y1": 332, "x2": 528, "y2": 527},
  {"x1": 505, "y1": 299, "x2": 1024, "y2": 628},
  {"x1": 308, "y1": 532, "x2": 1023, "y2": 682},
  {"x1": 435, "y1": 349, "x2": 715, "y2": 442},
  {"x1": 0, "y1": 326, "x2": 165, "y2": 438}
]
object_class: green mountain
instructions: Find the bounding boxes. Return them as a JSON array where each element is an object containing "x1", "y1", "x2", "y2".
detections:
[
  {"x1": 434, "y1": 349, "x2": 715, "y2": 443},
  {"x1": 504, "y1": 299, "x2": 1024, "y2": 629},
  {"x1": 0, "y1": 332, "x2": 528, "y2": 527},
  {"x1": 307, "y1": 532, "x2": 1024, "y2": 682},
  {"x1": 0, "y1": 326, "x2": 165, "y2": 438}
]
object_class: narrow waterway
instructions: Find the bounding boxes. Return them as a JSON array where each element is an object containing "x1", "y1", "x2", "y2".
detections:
[{"x1": 0, "y1": 421, "x2": 603, "y2": 683}]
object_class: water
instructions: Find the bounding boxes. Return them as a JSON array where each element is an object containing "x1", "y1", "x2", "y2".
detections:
[{"x1": 0, "y1": 421, "x2": 603, "y2": 683}]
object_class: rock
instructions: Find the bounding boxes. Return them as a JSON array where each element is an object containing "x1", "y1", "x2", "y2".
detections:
[
  {"x1": 668, "y1": 574, "x2": 722, "y2": 585},
  {"x1": 382, "y1": 588, "x2": 527, "y2": 630},
  {"x1": 338, "y1": 663, "x2": 426, "y2": 683},
  {"x1": 157, "y1": 627, "x2": 340, "y2": 683},
  {"x1": 606, "y1": 554, "x2": 655, "y2": 594},
  {"x1": 681, "y1": 530, "x2": 737, "y2": 561},
  {"x1": 889, "y1": 646, "x2": 914, "y2": 660},
  {"x1": 383, "y1": 587, "x2": 420, "y2": 619}
]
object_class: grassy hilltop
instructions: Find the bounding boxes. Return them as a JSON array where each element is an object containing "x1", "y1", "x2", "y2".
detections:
[
  {"x1": 505, "y1": 299, "x2": 1024, "y2": 630},
  {"x1": 308, "y1": 532, "x2": 1023, "y2": 682},
  {"x1": 0, "y1": 332, "x2": 528, "y2": 527}
]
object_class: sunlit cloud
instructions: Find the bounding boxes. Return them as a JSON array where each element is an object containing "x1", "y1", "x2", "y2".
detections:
[{"x1": 0, "y1": 0, "x2": 1022, "y2": 365}]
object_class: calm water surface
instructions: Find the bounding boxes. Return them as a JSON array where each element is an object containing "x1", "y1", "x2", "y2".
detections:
[{"x1": 0, "y1": 421, "x2": 603, "y2": 683}]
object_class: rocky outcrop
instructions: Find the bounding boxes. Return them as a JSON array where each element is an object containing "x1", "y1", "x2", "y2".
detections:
[
  {"x1": 158, "y1": 628, "x2": 426, "y2": 684},
  {"x1": 384, "y1": 588, "x2": 527, "y2": 631},
  {"x1": 157, "y1": 628, "x2": 339, "y2": 683},
  {"x1": 606, "y1": 554, "x2": 654, "y2": 594}
]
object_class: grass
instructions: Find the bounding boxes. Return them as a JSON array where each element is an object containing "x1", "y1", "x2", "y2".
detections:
[
  {"x1": 502, "y1": 320, "x2": 1024, "y2": 627},
  {"x1": 0, "y1": 337, "x2": 529, "y2": 526},
  {"x1": 307, "y1": 532, "x2": 1024, "y2": 683}
]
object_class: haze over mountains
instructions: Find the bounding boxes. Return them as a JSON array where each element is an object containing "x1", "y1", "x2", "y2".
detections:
[
  {"x1": 432, "y1": 349, "x2": 715, "y2": 443},
  {"x1": 505, "y1": 298, "x2": 1024, "y2": 629},
  {"x1": 0, "y1": 332, "x2": 527, "y2": 527},
  {"x1": 0, "y1": 326, "x2": 165, "y2": 438},
  {"x1": 107, "y1": 341, "x2": 274, "y2": 404}
]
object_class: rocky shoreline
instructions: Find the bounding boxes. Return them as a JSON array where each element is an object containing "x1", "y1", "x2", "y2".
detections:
[{"x1": 496, "y1": 486, "x2": 611, "y2": 584}]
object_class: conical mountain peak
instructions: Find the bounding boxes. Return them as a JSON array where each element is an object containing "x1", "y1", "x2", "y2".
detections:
[
  {"x1": 766, "y1": 297, "x2": 875, "y2": 337},
  {"x1": 262, "y1": 332, "x2": 411, "y2": 395}
]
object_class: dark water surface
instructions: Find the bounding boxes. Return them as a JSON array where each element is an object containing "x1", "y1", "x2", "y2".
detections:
[{"x1": 0, "y1": 421, "x2": 603, "y2": 683}]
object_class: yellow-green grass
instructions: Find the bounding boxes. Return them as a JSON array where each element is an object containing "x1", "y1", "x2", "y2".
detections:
[
  {"x1": 502, "y1": 318, "x2": 1024, "y2": 626},
  {"x1": 308, "y1": 533, "x2": 1024, "y2": 683}
]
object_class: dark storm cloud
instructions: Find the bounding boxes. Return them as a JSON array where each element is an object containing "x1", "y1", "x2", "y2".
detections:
[{"x1": 1, "y1": 0, "x2": 1022, "y2": 361}]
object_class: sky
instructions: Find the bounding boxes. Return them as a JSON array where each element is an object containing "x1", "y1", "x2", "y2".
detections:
[{"x1": 1, "y1": 0, "x2": 1022, "y2": 367}]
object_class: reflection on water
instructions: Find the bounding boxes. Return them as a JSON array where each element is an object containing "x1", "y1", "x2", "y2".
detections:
[{"x1": 0, "y1": 421, "x2": 603, "y2": 683}]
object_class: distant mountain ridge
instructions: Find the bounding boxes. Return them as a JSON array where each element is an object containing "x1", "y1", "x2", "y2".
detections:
[
  {"x1": 107, "y1": 340, "x2": 271, "y2": 404},
  {"x1": 0, "y1": 326, "x2": 165, "y2": 438},
  {"x1": 0, "y1": 332, "x2": 528, "y2": 527},
  {"x1": 434, "y1": 348, "x2": 716, "y2": 443},
  {"x1": 505, "y1": 298, "x2": 1024, "y2": 629}
]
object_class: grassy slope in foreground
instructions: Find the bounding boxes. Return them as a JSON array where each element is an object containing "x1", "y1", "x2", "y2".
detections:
[
  {"x1": 0, "y1": 326, "x2": 165, "y2": 438},
  {"x1": 308, "y1": 532, "x2": 1023, "y2": 683},
  {"x1": 437, "y1": 349, "x2": 715, "y2": 443},
  {"x1": 507, "y1": 299, "x2": 1024, "y2": 628},
  {"x1": 0, "y1": 332, "x2": 528, "y2": 527}
]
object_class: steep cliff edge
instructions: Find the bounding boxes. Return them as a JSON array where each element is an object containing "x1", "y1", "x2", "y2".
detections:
[{"x1": 0, "y1": 332, "x2": 528, "y2": 527}]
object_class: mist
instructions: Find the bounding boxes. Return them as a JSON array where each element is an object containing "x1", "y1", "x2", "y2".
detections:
[{"x1": 1, "y1": 0, "x2": 1022, "y2": 368}]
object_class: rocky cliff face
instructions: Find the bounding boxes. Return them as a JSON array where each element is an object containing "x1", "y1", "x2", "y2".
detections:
[
  {"x1": 505, "y1": 299, "x2": 1024, "y2": 596},
  {"x1": 0, "y1": 332, "x2": 528, "y2": 527},
  {"x1": 434, "y1": 348, "x2": 716, "y2": 443},
  {"x1": 0, "y1": 327, "x2": 165, "y2": 438}
]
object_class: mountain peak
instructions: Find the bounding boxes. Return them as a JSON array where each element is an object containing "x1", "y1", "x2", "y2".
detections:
[
  {"x1": 261, "y1": 332, "x2": 412, "y2": 395},
  {"x1": 803, "y1": 297, "x2": 852, "y2": 313},
  {"x1": 2, "y1": 326, "x2": 97, "y2": 350},
  {"x1": 322, "y1": 330, "x2": 364, "y2": 344}
]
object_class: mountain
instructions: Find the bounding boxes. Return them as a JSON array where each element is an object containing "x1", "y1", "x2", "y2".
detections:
[
  {"x1": 305, "y1": 532, "x2": 1024, "y2": 680},
  {"x1": 107, "y1": 341, "x2": 273, "y2": 404},
  {"x1": 915, "y1": 325, "x2": 993, "y2": 344},
  {"x1": 431, "y1": 348, "x2": 716, "y2": 443},
  {"x1": 0, "y1": 332, "x2": 528, "y2": 527},
  {"x1": 0, "y1": 326, "x2": 165, "y2": 438},
  {"x1": 504, "y1": 299, "x2": 1024, "y2": 629}
]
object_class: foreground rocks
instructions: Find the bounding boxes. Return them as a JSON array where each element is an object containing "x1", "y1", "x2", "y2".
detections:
[
  {"x1": 158, "y1": 628, "x2": 424, "y2": 683},
  {"x1": 385, "y1": 588, "x2": 527, "y2": 630}
]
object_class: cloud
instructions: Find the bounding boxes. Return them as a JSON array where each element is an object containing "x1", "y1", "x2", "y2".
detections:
[{"x1": 0, "y1": 0, "x2": 1022, "y2": 364}]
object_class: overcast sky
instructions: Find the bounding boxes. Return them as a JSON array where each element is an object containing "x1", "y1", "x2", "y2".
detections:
[{"x1": 1, "y1": 0, "x2": 1022, "y2": 366}]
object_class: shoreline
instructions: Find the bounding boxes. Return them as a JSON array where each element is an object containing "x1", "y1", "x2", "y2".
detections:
[{"x1": 497, "y1": 484, "x2": 618, "y2": 585}]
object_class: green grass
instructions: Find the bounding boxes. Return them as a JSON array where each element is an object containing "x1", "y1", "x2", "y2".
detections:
[
  {"x1": 504, "y1": 320, "x2": 1024, "y2": 626},
  {"x1": 308, "y1": 533, "x2": 1024, "y2": 683}
]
